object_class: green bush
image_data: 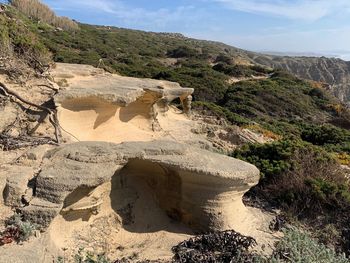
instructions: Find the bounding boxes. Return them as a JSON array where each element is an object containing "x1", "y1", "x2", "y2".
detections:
[
  {"x1": 0, "y1": 214, "x2": 37, "y2": 245},
  {"x1": 215, "y1": 53, "x2": 233, "y2": 64},
  {"x1": 249, "y1": 65, "x2": 273, "y2": 74},
  {"x1": 300, "y1": 124, "x2": 350, "y2": 152},
  {"x1": 167, "y1": 46, "x2": 199, "y2": 58},
  {"x1": 192, "y1": 101, "x2": 250, "y2": 125},
  {"x1": 0, "y1": 6, "x2": 52, "y2": 71},
  {"x1": 212, "y1": 63, "x2": 255, "y2": 77},
  {"x1": 271, "y1": 228, "x2": 350, "y2": 263},
  {"x1": 232, "y1": 140, "x2": 294, "y2": 179},
  {"x1": 232, "y1": 140, "x2": 350, "y2": 214}
]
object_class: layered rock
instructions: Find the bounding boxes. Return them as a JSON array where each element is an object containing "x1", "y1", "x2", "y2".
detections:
[
  {"x1": 0, "y1": 63, "x2": 269, "y2": 261},
  {"x1": 51, "y1": 63, "x2": 194, "y2": 143},
  {"x1": 20, "y1": 140, "x2": 259, "y2": 232}
]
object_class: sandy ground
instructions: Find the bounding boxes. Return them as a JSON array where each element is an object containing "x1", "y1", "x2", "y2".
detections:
[
  {"x1": 227, "y1": 75, "x2": 268, "y2": 84},
  {"x1": 47, "y1": 159, "x2": 277, "y2": 262},
  {"x1": 49, "y1": 168, "x2": 194, "y2": 261}
]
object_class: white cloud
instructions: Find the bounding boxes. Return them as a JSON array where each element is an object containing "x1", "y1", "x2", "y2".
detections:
[
  {"x1": 66, "y1": 0, "x2": 123, "y2": 14},
  {"x1": 47, "y1": 0, "x2": 196, "y2": 29},
  {"x1": 213, "y1": 0, "x2": 350, "y2": 21}
]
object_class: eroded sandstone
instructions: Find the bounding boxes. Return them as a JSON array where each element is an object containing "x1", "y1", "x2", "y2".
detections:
[
  {"x1": 20, "y1": 140, "x2": 259, "y2": 232},
  {"x1": 51, "y1": 63, "x2": 194, "y2": 144},
  {"x1": 0, "y1": 63, "x2": 275, "y2": 262}
]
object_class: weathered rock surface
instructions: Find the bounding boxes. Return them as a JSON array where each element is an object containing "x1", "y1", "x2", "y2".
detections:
[
  {"x1": 0, "y1": 232, "x2": 59, "y2": 263},
  {"x1": 1, "y1": 165, "x2": 35, "y2": 207},
  {"x1": 0, "y1": 63, "x2": 273, "y2": 262},
  {"x1": 53, "y1": 69, "x2": 193, "y2": 107},
  {"x1": 51, "y1": 63, "x2": 194, "y2": 143},
  {"x1": 21, "y1": 140, "x2": 259, "y2": 232},
  {"x1": 0, "y1": 103, "x2": 17, "y2": 133}
]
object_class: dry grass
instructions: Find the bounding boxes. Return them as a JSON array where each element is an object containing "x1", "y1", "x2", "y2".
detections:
[
  {"x1": 335, "y1": 152, "x2": 350, "y2": 166},
  {"x1": 243, "y1": 124, "x2": 282, "y2": 140},
  {"x1": 9, "y1": 0, "x2": 79, "y2": 30}
]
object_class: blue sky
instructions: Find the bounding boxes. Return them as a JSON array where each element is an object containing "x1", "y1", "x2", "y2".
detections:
[{"x1": 8, "y1": 1, "x2": 350, "y2": 57}]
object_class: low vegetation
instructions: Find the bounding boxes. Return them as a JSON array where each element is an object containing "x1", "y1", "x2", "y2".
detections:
[
  {"x1": 0, "y1": 214, "x2": 37, "y2": 245},
  {"x1": 172, "y1": 230, "x2": 257, "y2": 262},
  {"x1": 269, "y1": 228, "x2": 350, "y2": 263},
  {"x1": 232, "y1": 140, "x2": 350, "y2": 254},
  {"x1": 56, "y1": 228, "x2": 350, "y2": 262},
  {"x1": 0, "y1": 4, "x2": 51, "y2": 78}
]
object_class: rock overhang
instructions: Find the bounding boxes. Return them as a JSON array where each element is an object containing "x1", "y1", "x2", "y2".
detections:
[
  {"x1": 20, "y1": 140, "x2": 260, "y2": 232},
  {"x1": 50, "y1": 63, "x2": 195, "y2": 143},
  {"x1": 52, "y1": 67, "x2": 194, "y2": 107}
]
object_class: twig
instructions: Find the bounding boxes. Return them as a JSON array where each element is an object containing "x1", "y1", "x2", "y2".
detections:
[
  {"x1": 0, "y1": 81, "x2": 61, "y2": 143},
  {"x1": 0, "y1": 134, "x2": 58, "y2": 151},
  {"x1": 0, "y1": 82, "x2": 51, "y2": 112}
]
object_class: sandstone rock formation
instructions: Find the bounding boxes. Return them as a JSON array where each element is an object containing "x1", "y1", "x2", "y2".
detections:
[
  {"x1": 51, "y1": 63, "x2": 194, "y2": 143},
  {"x1": 0, "y1": 63, "x2": 275, "y2": 262},
  {"x1": 20, "y1": 140, "x2": 259, "y2": 231},
  {"x1": 0, "y1": 139, "x2": 272, "y2": 261}
]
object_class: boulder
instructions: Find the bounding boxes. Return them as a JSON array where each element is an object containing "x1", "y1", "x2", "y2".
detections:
[
  {"x1": 21, "y1": 140, "x2": 259, "y2": 231},
  {"x1": 0, "y1": 104, "x2": 17, "y2": 133},
  {"x1": 51, "y1": 63, "x2": 194, "y2": 144},
  {"x1": 1, "y1": 165, "x2": 35, "y2": 206}
]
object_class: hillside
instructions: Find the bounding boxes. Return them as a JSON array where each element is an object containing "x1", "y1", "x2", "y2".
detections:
[
  {"x1": 26, "y1": 16, "x2": 350, "y2": 143},
  {"x1": 1, "y1": 2, "x2": 350, "y2": 262},
  {"x1": 33, "y1": 22, "x2": 350, "y2": 106},
  {"x1": 31, "y1": 19, "x2": 350, "y2": 155},
  {"x1": 248, "y1": 54, "x2": 350, "y2": 104}
]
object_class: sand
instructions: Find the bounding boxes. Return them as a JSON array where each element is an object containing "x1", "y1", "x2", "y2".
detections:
[
  {"x1": 58, "y1": 96, "x2": 157, "y2": 143},
  {"x1": 49, "y1": 165, "x2": 194, "y2": 261}
]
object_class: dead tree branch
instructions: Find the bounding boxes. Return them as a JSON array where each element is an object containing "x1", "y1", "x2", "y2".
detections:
[
  {"x1": 0, "y1": 81, "x2": 61, "y2": 144},
  {"x1": 0, "y1": 134, "x2": 58, "y2": 151}
]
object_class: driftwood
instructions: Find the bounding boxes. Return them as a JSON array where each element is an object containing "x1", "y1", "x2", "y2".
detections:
[{"x1": 0, "y1": 81, "x2": 61, "y2": 143}]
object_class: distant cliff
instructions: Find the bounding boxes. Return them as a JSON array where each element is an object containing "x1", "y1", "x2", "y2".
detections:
[{"x1": 246, "y1": 53, "x2": 350, "y2": 105}]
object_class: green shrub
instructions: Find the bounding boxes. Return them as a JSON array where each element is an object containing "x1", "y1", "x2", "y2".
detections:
[
  {"x1": 300, "y1": 124, "x2": 350, "y2": 152},
  {"x1": 249, "y1": 65, "x2": 273, "y2": 74},
  {"x1": 167, "y1": 46, "x2": 199, "y2": 58},
  {"x1": 215, "y1": 53, "x2": 233, "y2": 64},
  {"x1": 192, "y1": 101, "x2": 250, "y2": 125},
  {"x1": 271, "y1": 228, "x2": 350, "y2": 263},
  {"x1": 212, "y1": 63, "x2": 255, "y2": 77},
  {"x1": 0, "y1": 214, "x2": 37, "y2": 245},
  {"x1": 232, "y1": 140, "x2": 294, "y2": 179},
  {"x1": 309, "y1": 87, "x2": 326, "y2": 99},
  {"x1": 232, "y1": 140, "x2": 350, "y2": 215},
  {"x1": 0, "y1": 6, "x2": 52, "y2": 71}
]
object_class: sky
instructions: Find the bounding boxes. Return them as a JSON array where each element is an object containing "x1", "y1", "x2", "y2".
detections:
[{"x1": 8, "y1": 1, "x2": 350, "y2": 59}]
